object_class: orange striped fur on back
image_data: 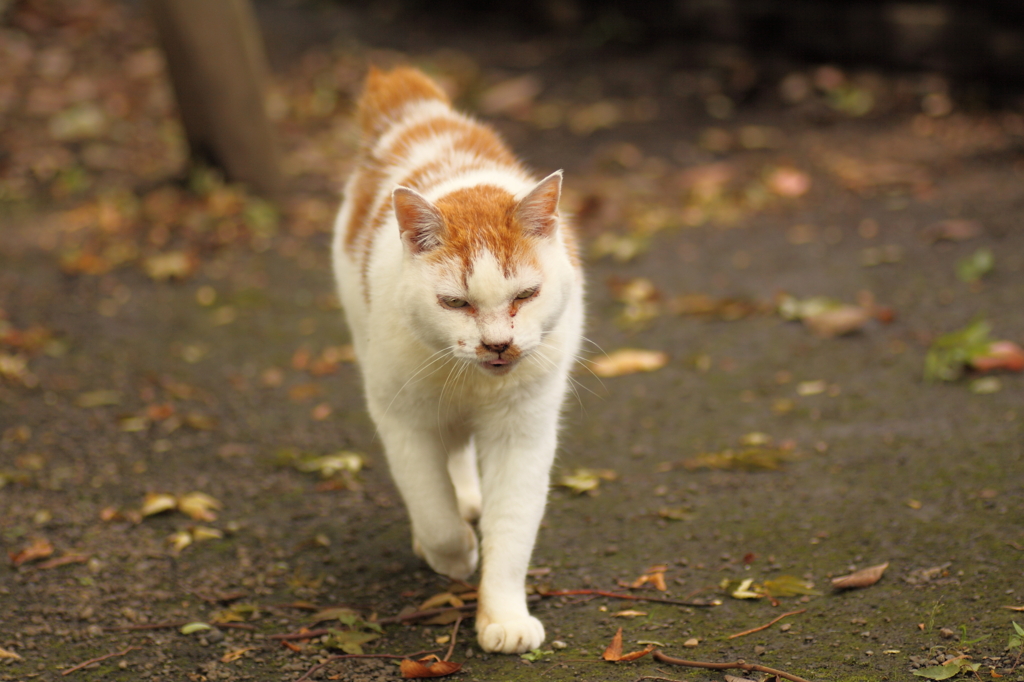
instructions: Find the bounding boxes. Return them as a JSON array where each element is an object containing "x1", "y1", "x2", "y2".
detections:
[
  {"x1": 341, "y1": 66, "x2": 577, "y2": 301},
  {"x1": 356, "y1": 66, "x2": 449, "y2": 145}
]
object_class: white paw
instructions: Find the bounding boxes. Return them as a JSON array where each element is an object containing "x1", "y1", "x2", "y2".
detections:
[
  {"x1": 476, "y1": 615, "x2": 545, "y2": 654},
  {"x1": 412, "y1": 524, "x2": 478, "y2": 580}
]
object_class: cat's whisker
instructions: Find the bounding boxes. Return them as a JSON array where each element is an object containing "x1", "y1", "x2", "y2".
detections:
[
  {"x1": 372, "y1": 346, "x2": 456, "y2": 444},
  {"x1": 532, "y1": 341, "x2": 604, "y2": 399}
]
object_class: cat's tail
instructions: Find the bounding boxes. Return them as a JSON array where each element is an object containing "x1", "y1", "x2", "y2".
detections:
[{"x1": 357, "y1": 66, "x2": 450, "y2": 148}]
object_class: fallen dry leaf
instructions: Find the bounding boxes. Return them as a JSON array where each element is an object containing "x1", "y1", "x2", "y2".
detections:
[
  {"x1": 680, "y1": 447, "x2": 795, "y2": 472},
  {"x1": 144, "y1": 250, "x2": 196, "y2": 281},
  {"x1": 623, "y1": 565, "x2": 668, "y2": 591},
  {"x1": 921, "y1": 219, "x2": 983, "y2": 243},
  {"x1": 556, "y1": 468, "x2": 618, "y2": 494},
  {"x1": 177, "y1": 491, "x2": 221, "y2": 522},
  {"x1": 766, "y1": 167, "x2": 811, "y2": 198},
  {"x1": 36, "y1": 553, "x2": 89, "y2": 570},
  {"x1": 141, "y1": 492, "x2": 178, "y2": 517},
  {"x1": 589, "y1": 349, "x2": 668, "y2": 377},
  {"x1": 970, "y1": 341, "x2": 1024, "y2": 373},
  {"x1": 478, "y1": 75, "x2": 542, "y2": 116},
  {"x1": 400, "y1": 656, "x2": 462, "y2": 679},
  {"x1": 0, "y1": 647, "x2": 22, "y2": 660},
  {"x1": 418, "y1": 592, "x2": 466, "y2": 611},
  {"x1": 602, "y1": 627, "x2": 624, "y2": 661},
  {"x1": 803, "y1": 305, "x2": 871, "y2": 338},
  {"x1": 10, "y1": 537, "x2": 55, "y2": 567},
  {"x1": 601, "y1": 627, "x2": 655, "y2": 662},
  {"x1": 220, "y1": 647, "x2": 257, "y2": 663},
  {"x1": 612, "y1": 609, "x2": 648, "y2": 618},
  {"x1": 832, "y1": 562, "x2": 889, "y2": 589}
]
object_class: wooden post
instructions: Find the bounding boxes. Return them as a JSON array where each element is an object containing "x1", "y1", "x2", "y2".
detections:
[{"x1": 148, "y1": 0, "x2": 282, "y2": 197}]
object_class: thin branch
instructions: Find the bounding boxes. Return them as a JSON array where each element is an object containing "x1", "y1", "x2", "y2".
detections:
[
  {"x1": 444, "y1": 617, "x2": 462, "y2": 661},
  {"x1": 651, "y1": 650, "x2": 814, "y2": 682},
  {"x1": 727, "y1": 608, "x2": 807, "y2": 639},
  {"x1": 104, "y1": 621, "x2": 187, "y2": 632},
  {"x1": 62, "y1": 646, "x2": 140, "y2": 676},
  {"x1": 540, "y1": 589, "x2": 715, "y2": 608},
  {"x1": 294, "y1": 649, "x2": 442, "y2": 682},
  {"x1": 104, "y1": 620, "x2": 254, "y2": 633}
]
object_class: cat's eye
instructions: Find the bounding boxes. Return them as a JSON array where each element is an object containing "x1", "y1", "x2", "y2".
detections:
[
  {"x1": 441, "y1": 297, "x2": 469, "y2": 309},
  {"x1": 515, "y1": 288, "x2": 538, "y2": 300}
]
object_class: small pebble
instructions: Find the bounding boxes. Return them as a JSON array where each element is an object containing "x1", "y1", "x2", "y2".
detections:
[
  {"x1": 939, "y1": 628, "x2": 955, "y2": 639},
  {"x1": 754, "y1": 645, "x2": 766, "y2": 655},
  {"x1": 684, "y1": 638, "x2": 700, "y2": 648}
]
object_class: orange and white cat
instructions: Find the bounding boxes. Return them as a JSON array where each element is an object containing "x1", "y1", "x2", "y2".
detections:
[{"x1": 331, "y1": 67, "x2": 584, "y2": 654}]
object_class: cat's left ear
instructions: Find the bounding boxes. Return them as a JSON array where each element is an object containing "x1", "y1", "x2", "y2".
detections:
[{"x1": 515, "y1": 170, "x2": 562, "y2": 239}]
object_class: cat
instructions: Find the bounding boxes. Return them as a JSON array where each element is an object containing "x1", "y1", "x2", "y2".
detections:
[{"x1": 331, "y1": 66, "x2": 584, "y2": 654}]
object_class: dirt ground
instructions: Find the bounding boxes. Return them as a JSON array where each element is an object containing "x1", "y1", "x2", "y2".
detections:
[{"x1": 1, "y1": 2, "x2": 1023, "y2": 681}]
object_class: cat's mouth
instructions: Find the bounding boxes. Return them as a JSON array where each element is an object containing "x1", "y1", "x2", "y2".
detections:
[{"x1": 480, "y1": 357, "x2": 516, "y2": 375}]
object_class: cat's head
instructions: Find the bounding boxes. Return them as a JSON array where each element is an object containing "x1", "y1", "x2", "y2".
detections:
[{"x1": 393, "y1": 172, "x2": 578, "y2": 376}]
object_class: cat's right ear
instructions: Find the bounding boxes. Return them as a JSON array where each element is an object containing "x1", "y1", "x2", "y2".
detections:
[{"x1": 393, "y1": 187, "x2": 444, "y2": 255}]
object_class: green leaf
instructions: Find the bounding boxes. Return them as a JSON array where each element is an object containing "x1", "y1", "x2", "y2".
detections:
[
  {"x1": 1013, "y1": 621, "x2": 1024, "y2": 637},
  {"x1": 912, "y1": 662, "x2": 964, "y2": 680},
  {"x1": 956, "y1": 247, "x2": 994, "y2": 283},
  {"x1": 924, "y1": 318, "x2": 994, "y2": 381},
  {"x1": 520, "y1": 648, "x2": 554, "y2": 662},
  {"x1": 762, "y1": 575, "x2": 823, "y2": 597},
  {"x1": 180, "y1": 622, "x2": 212, "y2": 635},
  {"x1": 324, "y1": 629, "x2": 380, "y2": 655}
]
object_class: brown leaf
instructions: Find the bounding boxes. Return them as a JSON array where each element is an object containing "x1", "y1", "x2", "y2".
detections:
[
  {"x1": 766, "y1": 167, "x2": 811, "y2": 198},
  {"x1": 141, "y1": 492, "x2": 178, "y2": 517},
  {"x1": 802, "y1": 305, "x2": 871, "y2": 338},
  {"x1": 144, "y1": 251, "x2": 196, "y2": 281},
  {"x1": 0, "y1": 647, "x2": 22, "y2": 660},
  {"x1": 400, "y1": 656, "x2": 462, "y2": 679},
  {"x1": 177, "y1": 492, "x2": 221, "y2": 522},
  {"x1": 418, "y1": 592, "x2": 465, "y2": 611},
  {"x1": 617, "y1": 644, "x2": 655, "y2": 662},
  {"x1": 602, "y1": 627, "x2": 624, "y2": 661},
  {"x1": 921, "y1": 219, "x2": 983, "y2": 243},
  {"x1": 589, "y1": 349, "x2": 668, "y2": 377},
  {"x1": 970, "y1": 341, "x2": 1024, "y2": 373},
  {"x1": 479, "y1": 75, "x2": 542, "y2": 116},
  {"x1": 832, "y1": 562, "x2": 889, "y2": 589},
  {"x1": 36, "y1": 553, "x2": 89, "y2": 570},
  {"x1": 220, "y1": 647, "x2": 257, "y2": 663},
  {"x1": 10, "y1": 537, "x2": 54, "y2": 567}
]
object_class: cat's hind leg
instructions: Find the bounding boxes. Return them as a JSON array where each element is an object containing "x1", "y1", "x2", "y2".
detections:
[{"x1": 448, "y1": 438, "x2": 482, "y2": 522}]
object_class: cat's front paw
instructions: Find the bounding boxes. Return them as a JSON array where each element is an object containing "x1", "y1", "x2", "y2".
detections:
[
  {"x1": 476, "y1": 614, "x2": 545, "y2": 654},
  {"x1": 412, "y1": 524, "x2": 478, "y2": 580}
]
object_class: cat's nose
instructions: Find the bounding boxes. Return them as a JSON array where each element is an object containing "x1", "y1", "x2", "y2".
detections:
[{"x1": 483, "y1": 341, "x2": 511, "y2": 354}]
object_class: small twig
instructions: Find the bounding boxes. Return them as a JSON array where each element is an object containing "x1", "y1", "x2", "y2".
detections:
[
  {"x1": 635, "y1": 677, "x2": 686, "y2": 682},
  {"x1": 727, "y1": 608, "x2": 807, "y2": 639},
  {"x1": 104, "y1": 620, "x2": 254, "y2": 633},
  {"x1": 104, "y1": 621, "x2": 187, "y2": 632},
  {"x1": 62, "y1": 646, "x2": 140, "y2": 676},
  {"x1": 540, "y1": 589, "x2": 715, "y2": 608},
  {"x1": 651, "y1": 650, "x2": 814, "y2": 682},
  {"x1": 444, "y1": 617, "x2": 462, "y2": 661},
  {"x1": 295, "y1": 649, "x2": 442, "y2": 682}
]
